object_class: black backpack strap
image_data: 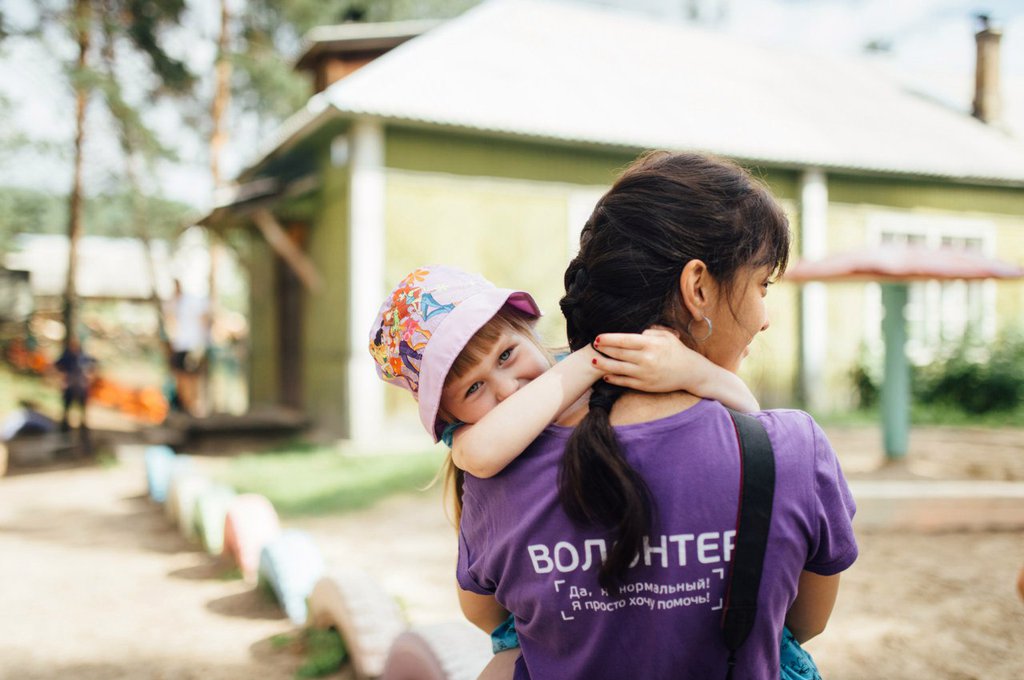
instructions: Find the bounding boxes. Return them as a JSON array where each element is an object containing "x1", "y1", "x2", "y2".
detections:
[{"x1": 722, "y1": 408, "x2": 776, "y2": 680}]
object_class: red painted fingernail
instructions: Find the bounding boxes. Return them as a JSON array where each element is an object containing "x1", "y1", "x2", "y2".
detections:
[
  {"x1": 603, "y1": 375, "x2": 610, "y2": 381},
  {"x1": 594, "y1": 337, "x2": 600, "y2": 345},
  {"x1": 592, "y1": 358, "x2": 598, "y2": 365}
]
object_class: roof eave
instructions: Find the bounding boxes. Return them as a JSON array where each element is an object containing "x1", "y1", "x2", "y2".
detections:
[
  {"x1": 330, "y1": 110, "x2": 1024, "y2": 189},
  {"x1": 236, "y1": 97, "x2": 341, "y2": 184}
]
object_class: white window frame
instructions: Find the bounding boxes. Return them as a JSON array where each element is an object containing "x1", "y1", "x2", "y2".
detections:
[{"x1": 865, "y1": 212, "x2": 997, "y2": 364}]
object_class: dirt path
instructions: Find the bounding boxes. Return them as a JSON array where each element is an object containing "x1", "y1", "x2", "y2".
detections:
[
  {"x1": 0, "y1": 455, "x2": 303, "y2": 680},
  {"x1": 2, "y1": 427, "x2": 1023, "y2": 679}
]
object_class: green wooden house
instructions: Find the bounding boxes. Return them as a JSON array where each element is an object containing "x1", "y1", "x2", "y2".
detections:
[{"x1": 202, "y1": 0, "x2": 1024, "y2": 439}]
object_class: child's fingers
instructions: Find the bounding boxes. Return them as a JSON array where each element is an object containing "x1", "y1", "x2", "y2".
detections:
[
  {"x1": 594, "y1": 344, "x2": 646, "y2": 364},
  {"x1": 593, "y1": 333, "x2": 649, "y2": 351},
  {"x1": 592, "y1": 354, "x2": 641, "y2": 377},
  {"x1": 602, "y1": 373, "x2": 642, "y2": 389},
  {"x1": 644, "y1": 326, "x2": 681, "y2": 339}
]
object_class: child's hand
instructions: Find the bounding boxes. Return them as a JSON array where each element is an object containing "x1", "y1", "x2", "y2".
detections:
[
  {"x1": 593, "y1": 327, "x2": 701, "y2": 393},
  {"x1": 594, "y1": 326, "x2": 760, "y2": 412}
]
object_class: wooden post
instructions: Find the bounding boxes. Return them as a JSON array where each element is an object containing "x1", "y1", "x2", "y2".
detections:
[
  {"x1": 252, "y1": 209, "x2": 324, "y2": 292},
  {"x1": 881, "y1": 283, "x2": 910, "y2": 460}
]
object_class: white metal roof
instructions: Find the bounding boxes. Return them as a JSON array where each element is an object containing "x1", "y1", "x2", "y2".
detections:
[{"x1": 307, "y1": 0, "x2": 1024, "y2": 185}]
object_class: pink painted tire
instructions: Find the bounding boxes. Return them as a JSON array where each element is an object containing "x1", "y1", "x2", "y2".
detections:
[
  {"x1": 380, "y1": 621, "x2": 492, "y2": 680},
  {"x1": 222, "y1": 494, "x2": 281, "y2": 581},
  {"x1": 308, "y1": 569, "x2": 407, "y2": 679}
]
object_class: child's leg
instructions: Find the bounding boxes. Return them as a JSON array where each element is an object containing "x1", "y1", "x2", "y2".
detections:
[{"x1": 476, "y1": 649, "x2": 520, "y2": 680}]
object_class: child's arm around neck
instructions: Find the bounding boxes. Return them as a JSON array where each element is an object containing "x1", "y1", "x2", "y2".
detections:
[
  {"x1": 451, "y1": 345, "x2": 603, "y2": 478},
  {"x1": 451, "y1": 328, "x2": 761, "y2": 479}
]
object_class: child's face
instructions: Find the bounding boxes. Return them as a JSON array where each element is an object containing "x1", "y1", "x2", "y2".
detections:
[{"x1": 440, "y1": 330, "x2": 551, "y2": 425}]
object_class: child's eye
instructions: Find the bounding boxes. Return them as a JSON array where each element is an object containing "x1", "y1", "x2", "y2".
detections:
[
  {"x1": 498, "y1": 347, "x2": 513, "y2": 363},
  {"x1": 465, "y1": 381, "x2": 483, "y2": 398}
]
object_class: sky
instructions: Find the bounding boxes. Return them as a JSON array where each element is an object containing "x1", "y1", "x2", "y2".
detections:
[{"x1": 1, "y1": 0, "x2": 1022, "y2": 211}]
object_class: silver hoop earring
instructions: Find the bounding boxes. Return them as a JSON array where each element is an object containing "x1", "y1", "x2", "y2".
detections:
[{"x1": 687, "y1": 316, "x2": 713, "y2": 342}]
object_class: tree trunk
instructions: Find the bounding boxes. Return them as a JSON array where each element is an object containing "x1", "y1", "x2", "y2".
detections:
[
  {"x1": 64, "y1": 0, "x2": 91, "y2": 347},
  {"x1": 206, "y1": 0, "x2": 233, "y2": 413}
]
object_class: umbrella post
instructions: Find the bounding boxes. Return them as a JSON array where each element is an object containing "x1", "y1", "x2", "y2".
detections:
[{"x1": 880, "y1": 283, "x2": 910, "y2": 460}]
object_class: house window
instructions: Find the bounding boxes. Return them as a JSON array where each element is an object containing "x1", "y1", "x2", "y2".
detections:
[{"x1": 867, "y1": 214, "x2": 996, "y2": 362}]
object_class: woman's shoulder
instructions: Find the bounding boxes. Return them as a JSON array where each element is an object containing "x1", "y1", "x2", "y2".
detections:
[
  {"x1": 750, "y1": 408, "x2": 836, "y2": 476},
  {"x1": 752, "y1": 408, "x2": 822, "y2": 444}
]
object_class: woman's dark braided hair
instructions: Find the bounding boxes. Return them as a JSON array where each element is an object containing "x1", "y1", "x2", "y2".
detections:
[{"x1": 558, "y1": 151, "x2": 790, "y2": 590}]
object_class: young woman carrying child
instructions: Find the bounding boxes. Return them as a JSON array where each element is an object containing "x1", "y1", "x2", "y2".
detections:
[
  {"x1": 368, "y1": 264, "x2": 780, "y2": 670},
  {"x1": 368, "y1": 153, "x2": 847, "y2": 680}
]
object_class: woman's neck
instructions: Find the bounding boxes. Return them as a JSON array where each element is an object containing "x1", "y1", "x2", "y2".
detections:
[{"x1": 555, "y1": 390, "x2": 702, "y2": 428}]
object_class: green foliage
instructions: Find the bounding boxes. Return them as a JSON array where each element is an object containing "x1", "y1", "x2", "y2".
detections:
[
  {"x1": 270, "y1": 628, "x2": 349, "y2": 679},
  {"x1": 215, "y1": 444, "x2": 444, "y2": 517},
  {"x1": 0, "y1": 362, "x2": 63, "y2": 420},
  {"x1": 0, "y1": 186, "x2": 194, "y2": 248},
  {"x1": 851, "y1": 332, "x2": 1024, "y2": 417},
  {"x1": 96, "y1": 451, "x2": 119, "y2": 468},
  {"x1": 218, "y1": 566, "x2": 243, "y2": 581},
  {"x1": 915, "y1": 333, "x2": 1024, "y2": 414},
  {"x1": 296, "y1": 628, "x2": 347, "y2": 679},
  {"x1": 120, "y1": 0, "x2": 194, "y2": 94},
  {"x1": 270, "y1": 632, "x2": 295, "y2": 650},
  {"x1": 849, "y1": 361, "x2": 878, "y2": 410}
]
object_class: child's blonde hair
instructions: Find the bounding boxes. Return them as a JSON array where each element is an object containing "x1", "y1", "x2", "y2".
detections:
[{"x1": 437, "y1": 305, "x2": 553, "y2": 527}]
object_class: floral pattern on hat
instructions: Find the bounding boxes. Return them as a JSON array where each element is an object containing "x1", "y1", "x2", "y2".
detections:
[{"x1": 369, "y1": 267, "x2": 456, "y2": 395}]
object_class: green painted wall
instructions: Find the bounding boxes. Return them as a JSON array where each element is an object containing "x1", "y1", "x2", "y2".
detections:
[
  {"x1": 739, "y1": 199, "x2": 800, "y2": 407},
  {"x1": 243, "y1": 122, "x2": 1024, "y2": 426},
  {"x1": 384, "y1": 126, "x2": 800, "y2": 200},
  {"x1": 302, "y1": 153, "x2": 351, "y2": 436},
  {"x1": 830, "y1": 175, "x2": 1024, "y2": 216},
  {"x1": 994, "y1": 217, "x2": 1024, "y2": 326},
  {"x1": 247, "y1": 236, "x2": 280, "y2": 406}
]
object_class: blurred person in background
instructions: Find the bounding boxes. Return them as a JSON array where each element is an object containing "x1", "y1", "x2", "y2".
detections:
[
  {"x1": 166, "y1": 279, "x2": 210, "y2": 417},
  {"x1": 54, "y1": 335, "x2": 96, "y2": 437}
]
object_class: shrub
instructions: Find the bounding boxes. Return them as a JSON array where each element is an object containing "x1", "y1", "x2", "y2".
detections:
[
  {"x1": 853, "y1": 332, "x2": 1024, "y2": 415},
  {"x1": 916, "y1": 333, "x2": 1024, "y2": 414}
]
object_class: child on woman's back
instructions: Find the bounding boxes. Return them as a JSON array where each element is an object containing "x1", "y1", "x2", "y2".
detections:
[
  {"x1": 369, "y1": 264, "x2": 758, "y2": 500},
  {"x1": 368, "y1": 265, "x2": 761, "y2": 653}
]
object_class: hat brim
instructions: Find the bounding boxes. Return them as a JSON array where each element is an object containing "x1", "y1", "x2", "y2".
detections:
[{"x1": 418, "y1": 289, "x2": 541, "y2": 442}]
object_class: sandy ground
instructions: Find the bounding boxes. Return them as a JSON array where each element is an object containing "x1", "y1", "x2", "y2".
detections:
[{"x1": 1, "y1": 425, "x2": 1023, "y2": 679}]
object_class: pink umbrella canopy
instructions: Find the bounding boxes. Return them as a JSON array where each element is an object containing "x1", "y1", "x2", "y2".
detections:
[{"x1": 784, "y1": 245, "x2": 1024, "y2": 283}]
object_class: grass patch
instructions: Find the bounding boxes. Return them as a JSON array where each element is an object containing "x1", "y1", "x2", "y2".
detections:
[
  {"x1": 215, "y1": 444, "x2": 445, "y2": 518},
  {"x1": 96, "y1": 451, "x2": 119, "y2": 468},
  {"x1": 296, "y1": 628, "x2": 347, "y2": 679},
  {"x1": 813, "y1": 404, "x2": 1024, "y2": 429},
  {"x1": 0, "y1": 365, "x2": 62, "y2": 419}
]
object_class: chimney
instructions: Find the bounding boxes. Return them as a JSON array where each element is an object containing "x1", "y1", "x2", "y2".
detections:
[{"x1": 972, "y1": 14, "x2": 1003, "y2": 125}]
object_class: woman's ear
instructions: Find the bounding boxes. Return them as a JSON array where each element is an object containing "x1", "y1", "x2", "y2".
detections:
[{"x1": 678, "y1": 259, "x2": 712, "y2": 321}]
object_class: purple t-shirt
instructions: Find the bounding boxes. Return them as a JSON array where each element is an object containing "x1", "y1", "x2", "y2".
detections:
[{"x1": 457, "y1": 399, "x2": 857, "y2": 680}]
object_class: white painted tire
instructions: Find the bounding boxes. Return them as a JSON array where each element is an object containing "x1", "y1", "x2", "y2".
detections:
[
  {"x1": 308, "y1": 569, "x2": 407, "y2": 679},
  {"x1": 380, "y1": 621, "x2": 492, "y2": 680}
]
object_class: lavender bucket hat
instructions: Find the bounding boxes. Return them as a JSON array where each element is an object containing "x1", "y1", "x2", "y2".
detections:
[{"x1": 368, "y1": 265, "x2": 541, "y2": 442}]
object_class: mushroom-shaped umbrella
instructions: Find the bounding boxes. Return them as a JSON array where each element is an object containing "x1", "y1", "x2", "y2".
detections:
[{"x1": 785, "y1": 245, "x2": 1024, "y2": 460}]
